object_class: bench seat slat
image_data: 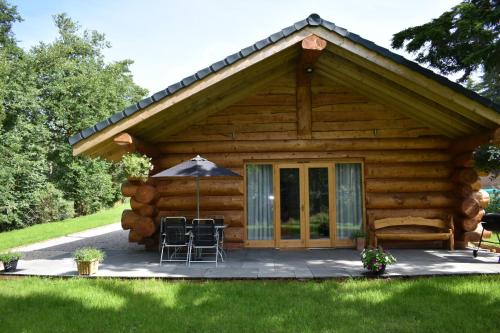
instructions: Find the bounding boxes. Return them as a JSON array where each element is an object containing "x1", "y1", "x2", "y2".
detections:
[
  {"x1": 373, "y1": 217, "x2": 448, "y2": 230},
  {"x1": 376, "y1": 232, "x2": 451, "y2": 241}
]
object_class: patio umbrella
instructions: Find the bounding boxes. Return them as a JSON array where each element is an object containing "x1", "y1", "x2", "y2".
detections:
[{"x1": 152, "y1": 155, "x2": 240, "y2": 219}]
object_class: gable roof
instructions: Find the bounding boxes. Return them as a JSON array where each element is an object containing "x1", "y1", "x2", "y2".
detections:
[{"x1": 68, "y1": 13, "x2": 500, "y2": 148}]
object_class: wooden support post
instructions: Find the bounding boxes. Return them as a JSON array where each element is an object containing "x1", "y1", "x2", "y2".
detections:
[
  {"x1": 296, "y1": 35, "x2": 326, "y2": 139},
  {"x1": 113, "y1": 132, "x2": 159, "y2": 158}
]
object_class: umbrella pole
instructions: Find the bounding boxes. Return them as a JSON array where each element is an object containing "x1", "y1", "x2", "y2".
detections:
[{"x1": 196, "y1": 177, "x2": 200, "y2": 220}]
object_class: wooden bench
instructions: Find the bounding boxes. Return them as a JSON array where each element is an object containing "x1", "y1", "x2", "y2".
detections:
[{"x1": 371, "y1": 216, "x2": 454, "y2": 250}]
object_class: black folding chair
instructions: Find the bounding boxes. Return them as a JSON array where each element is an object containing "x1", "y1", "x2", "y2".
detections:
[
  {"x1": 160, "y1": 217, "x2": 189, "y2": 265},
  {"x1": 188, "y1": 218, "x2": 220, "y2": 267}
]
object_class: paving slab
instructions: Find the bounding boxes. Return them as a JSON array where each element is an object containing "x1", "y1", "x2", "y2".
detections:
[{"x1": 3, "y1": 223, "x2": 500, "y2": 279}]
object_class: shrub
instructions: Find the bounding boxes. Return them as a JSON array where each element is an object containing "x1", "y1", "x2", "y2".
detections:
[
  {"x1": 74, "y1": 247, "x2": 105, "y2": 263},
  {"x1": 121, "y1": 153, "x2": 154, "y2": 182},
  {"x1": 34, "y1": 183, "x2": 74, "y2": 224},
  {"x1": 61, "y1": 158, "x2": 121, "y2": 216},
  {"x1": 0, "y1": 252, "x2": 22, "y2": 263},
  {"x1": 486, "y1": 190, "x2": 500, "y2": 214},
  {"x1": 473, "y1": 145, "x2": 500, "y2": 178}
]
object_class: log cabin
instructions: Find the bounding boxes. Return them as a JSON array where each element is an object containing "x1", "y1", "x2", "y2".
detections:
[{"x1": 69, "y1": 14, "x2": 500, "y2": 251}]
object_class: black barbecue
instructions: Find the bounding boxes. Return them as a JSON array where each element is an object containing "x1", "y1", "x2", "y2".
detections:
[{"x1": 473, "y1": 213, "x2": 500, "y2": 257}]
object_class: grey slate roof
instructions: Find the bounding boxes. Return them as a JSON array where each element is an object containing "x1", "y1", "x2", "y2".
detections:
[{"x1": 68, "y1": 13, "x2": 500, "y2": 146}]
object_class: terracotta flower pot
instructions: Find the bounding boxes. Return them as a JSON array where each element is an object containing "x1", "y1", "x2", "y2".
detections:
[
  {"x1": 76, "y1": 260, "x2": 99, "y2": 275},
  {"x1": 356, "y1": 237, "x2": 366, "y2": 251}
]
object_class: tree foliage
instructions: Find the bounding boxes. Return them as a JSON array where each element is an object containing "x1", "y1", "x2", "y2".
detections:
[
  {"x1": 0, "y1": 0, "x2": 21, "y2": 48},
  {"x1": 392, "y1": 0, "x2": 499, "y2": 102},
  {"x1": 0, "y1": 2, "x2": 147, "y2": 231}
]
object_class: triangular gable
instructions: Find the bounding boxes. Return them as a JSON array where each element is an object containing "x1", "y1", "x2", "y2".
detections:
[{"x1": 70, "y1": 14, "x2": 500, "y2": 157}]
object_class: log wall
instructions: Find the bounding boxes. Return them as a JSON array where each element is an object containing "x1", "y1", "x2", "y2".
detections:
[{"x1": 120, "y1": 72, "x2": 489, "y2": 249}]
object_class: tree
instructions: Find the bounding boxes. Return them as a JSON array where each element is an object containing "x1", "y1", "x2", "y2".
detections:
[
  {"x1": 0, "y1": 0, "x2": 21, "y2": 48},
  {"x1": 392, "y1": 0, "x2": 499, "y2": 102},
  {"x1": 28, "y1": 13, "x2": 148, "y2": 215},
  {"x1": 0, "y1": 2, "x2": 147, "y2": 230}
]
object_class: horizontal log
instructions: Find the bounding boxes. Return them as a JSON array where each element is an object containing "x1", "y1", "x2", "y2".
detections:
[
  {"x1": 155, "y1": 210, "x2": 244, "y2": 226},
  {"x1": 215, "y1": 105, "x2": 296, "y2": 116},
  {"x1": 121, "y1": 210, "x2": 141, "y2": 230},
  {"x1": 311, "y1": 128, "x2": 439, "y2": 139},
  {"x1": 156, "y1": 179, "x2": 243, "y2": 196},
  {"x1": 365, "y1": 163, "x2": 452, "y2": 179},
  {"x1": 493, "y1": 127, "x2": 500, "y2": 144},
  {"x1": 128, "y1": 230, "x2": 142, "y2": 243},
  {"x1": 448, "y1": 134, "x2": 491, "y2": 155},
  {"x1": 135, "y1": 218, "x2": 155, "y2": 237},
  {"x1": 460, "y1": 209, "x2": 485, "y2": 232},
  {"x1": 204, "y1": 112, "x2": 296, "y2": 125},
  {"x1": 453, "y1": 152, "x2": 474, "y2": 168},
  {"x1": 463, "y1": 224, "x2": 492, "y2": 242},
  {"x1": 186, "y1": 123, "x2": 297, "y2": 135},
  {"x1": 113, "y1": 132, "x2": 160, "y2": 158},
  {"x1": 312, "y1": 92, "x2": 368, "y2": 106},
  {"x1": 224, "y1": 227, "x2": 244, "y2": 242},
  {"x1": 156, "y1": 196, "x2": 244, "y2": 211},
  {"x1": 159, "y1": 138, "x2": 450, "y2": 154},
  {"x1": 459, "y1": 197, "x2": 481, "y2": 218},
  {"x1": 130, "y1": 198, "x2": 156, "y2": 217},
  {"x1": 157, "y1": 151, "x2": 450, "y2": 170},
  {"x1": 165, "y1": 131, "x2": 298, "y2": 142},
  {"x1": 134, "y1": 185, "x2": 158, "y2": 204},
  {"x1": 312, "y1": 119, "x2": 423, "y2": 131},
  {"x1": 473, "y1": 189, "x2": 490, "y2": 208},
  {"x1": 365, "y1": 179, "x2": 454, "y2": 193},
  {"x1": 235, "y1": 94, "x2": 295, "y2": 106},
  {"x1": 365, "y1": 193, "x2": 455, "y2": 209},
  {"x1": 143, "y1": 236, "x2": 160, "y2": 251},
  {"x1": 456, "y1": 180, "x2": 482, "y2": 198},
  {"x1": 121, "y1": 182, "x2": 138, "y2": 197},
  {"x1": 452, "y1": 168, "x2": 479, "y2": 185},
  {"x1": 312, "y1": 104, "x2": 403, "y2": 121}
]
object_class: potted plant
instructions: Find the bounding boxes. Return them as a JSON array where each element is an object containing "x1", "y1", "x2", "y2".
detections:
[
  {"x1": 0, "y1": 252, "x2": 22, "y2": 272},
  {"x1": 352, "y1": 229, "x2": 366, "y2": 251},
  {"x1": 361, "y1": 247, "x2": 396, "y2": 275},
  {"x1": 74, "y1": 247, "x2": 105, "y2": 275},
  {"x1": 121, "y1": 153, "x2": 154, "y2": 182}
]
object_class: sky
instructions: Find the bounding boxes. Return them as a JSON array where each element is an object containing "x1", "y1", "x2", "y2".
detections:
[{"x1": 12, "y1": 0, "x2": 461, "y2": 94}]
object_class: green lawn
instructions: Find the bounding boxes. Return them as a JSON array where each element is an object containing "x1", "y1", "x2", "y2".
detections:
[
  {"x1": 0, "y1": 276, "x2": 498, "y2": 333},
  {"x1": 0, "y1": 202, "x2": 128, "y2": 252}
]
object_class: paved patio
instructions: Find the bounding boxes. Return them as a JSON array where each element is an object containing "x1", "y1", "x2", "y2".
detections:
[{"x1": 3, "y1": 223, "x2": 500, "y2": 279}]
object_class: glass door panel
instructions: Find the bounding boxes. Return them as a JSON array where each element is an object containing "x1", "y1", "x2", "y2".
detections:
[
  {"x1": 335, "y1": 163, "x2": 363, "y2": 240},
  {"x1": 246, "y1": 164, "x2": 274, "y2": 241},
  {"x1": 279, "y1": 168, "x2": 301, "y2": 241},
  {"x1": 308, "y1": 167, "x2": 330, "y2": 240}
]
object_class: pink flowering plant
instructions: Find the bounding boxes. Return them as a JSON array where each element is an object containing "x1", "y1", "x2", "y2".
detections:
[{"x1": 361, "y1": 247, "x2": 396, "y2": 273}]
